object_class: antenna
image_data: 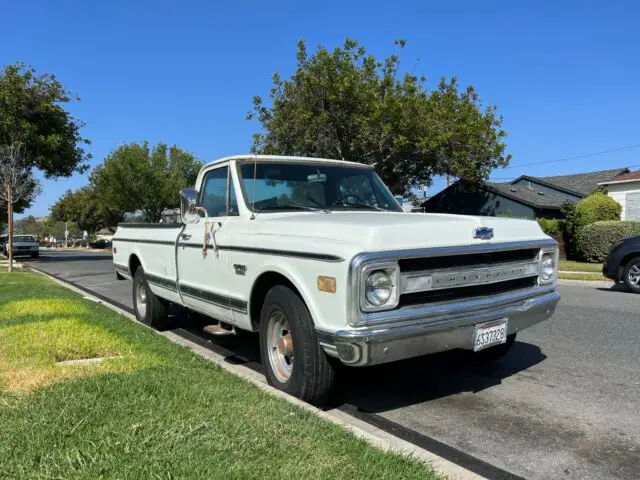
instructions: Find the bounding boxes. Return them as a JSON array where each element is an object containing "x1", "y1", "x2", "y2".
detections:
[{"x1": 250, "y1": 157, "x2": 258, "y2": 220}]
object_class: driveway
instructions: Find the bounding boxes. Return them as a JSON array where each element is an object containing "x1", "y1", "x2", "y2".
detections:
[{"x1": 24, "y1": 251, "x2": 640, "y2": 480}]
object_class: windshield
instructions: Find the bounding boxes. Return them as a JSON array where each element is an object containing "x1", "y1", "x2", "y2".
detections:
[
  {"x1": 14, "y1": 235, "x2": 36, "y2": 243},
  {"x1": 238, "y1": 162, "x2": 402, "y2": 213}
]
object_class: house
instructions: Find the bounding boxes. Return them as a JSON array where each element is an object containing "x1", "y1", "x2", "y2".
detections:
[
  {"x1": 598, "y1": 170, "x2": 640, "y2": 220},
  {"x1": 423, "y1": 168, "x2": 629, "y2": 219},
  {"x1": 95, "y1": 227, "x2": 117, "y2": 241}
]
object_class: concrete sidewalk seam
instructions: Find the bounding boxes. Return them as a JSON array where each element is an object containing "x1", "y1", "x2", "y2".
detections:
[{"x1": 28, "y1": 266, "x2": 485, "y2": 480}]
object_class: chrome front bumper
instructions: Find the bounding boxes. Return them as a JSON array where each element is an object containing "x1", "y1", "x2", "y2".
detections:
[{"x1": 326, "y1": 290, "x2": 560, "y2": 366}]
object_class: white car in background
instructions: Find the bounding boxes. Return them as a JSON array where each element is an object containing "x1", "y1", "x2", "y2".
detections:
[{"x1": 2, "y1": 234, "x2": 40, "y2": 258}]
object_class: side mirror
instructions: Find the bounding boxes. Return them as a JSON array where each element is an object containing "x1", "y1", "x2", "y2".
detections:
[{"x1": 180, "y1": 188, "x2": 200, "y2": 224}]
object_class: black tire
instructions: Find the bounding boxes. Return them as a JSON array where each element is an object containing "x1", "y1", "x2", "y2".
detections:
[
  {"x1": 474, "y1": 333, "x2": 517, "y2": 363},
  {"x1": 259, "y1": 285, "x2": 336, "y2": 406},
  {"x1": 132, "y1": 266, "x2": 170, "y2": 329},
  {"x1": 622, "y1": 256, "x2": 640, "y2": 293}
]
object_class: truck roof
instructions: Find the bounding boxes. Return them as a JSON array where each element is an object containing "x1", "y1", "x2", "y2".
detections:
[{"x1": 202, "y1": 154, "x2": 373, "y2": 170}]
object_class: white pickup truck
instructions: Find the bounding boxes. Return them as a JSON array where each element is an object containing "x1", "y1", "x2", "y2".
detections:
[{"x1": 113, "y1": 155, "x2": 560, "y2": 405}]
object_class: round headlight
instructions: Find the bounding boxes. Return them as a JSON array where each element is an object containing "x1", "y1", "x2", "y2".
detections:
[
  {"x1": 540, "y1": 253, "x2": 555, "y2": 282},
  {"x1": 365, "y1": 270, "x2": 393, "y2": 306}
]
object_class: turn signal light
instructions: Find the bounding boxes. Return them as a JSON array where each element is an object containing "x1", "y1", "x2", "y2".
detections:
[{"x1": 317, "y1": 276, "x2": 336, "y2": 293}]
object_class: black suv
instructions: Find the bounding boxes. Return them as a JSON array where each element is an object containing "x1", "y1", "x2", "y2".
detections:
[{"x1": 603, "y1": 235, "x2": 640, "y2": 293}]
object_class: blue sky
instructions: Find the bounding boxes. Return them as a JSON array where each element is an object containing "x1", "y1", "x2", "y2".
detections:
[{"x1": 1, "y1": 0, "x2": 639, "y2": 216}]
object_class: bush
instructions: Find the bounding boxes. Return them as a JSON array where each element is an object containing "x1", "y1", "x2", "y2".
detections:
[
  {"x1": 536, "y1": 218, "x2": 565, "y2": 237},
  {"x1": 575, "y1": 221, "x2": 640, "y2": 262},
  {"x1": 575, "y1": 192, "x2": 621, "y2": 228}
]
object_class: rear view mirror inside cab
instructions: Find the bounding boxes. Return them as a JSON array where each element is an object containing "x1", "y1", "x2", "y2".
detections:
[{"x1": 307, "y1": 173, "x2": 327, "y2": 183}]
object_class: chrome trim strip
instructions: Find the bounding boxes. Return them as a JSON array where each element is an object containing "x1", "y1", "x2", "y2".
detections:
[
  {"x1": 361, "y1": 286, "x2": 555, "y2": 327},
  {"x1": 400, "y1": 260, "x2": 540, "y2": 294}
]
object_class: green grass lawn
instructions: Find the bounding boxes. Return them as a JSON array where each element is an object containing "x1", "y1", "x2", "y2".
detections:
[
  {"x1": 0, "y1": 270, "x2": 439, "y2": 479},
  {"x1": 558, "y1": 260, "x2": 603, "y2": 273}
]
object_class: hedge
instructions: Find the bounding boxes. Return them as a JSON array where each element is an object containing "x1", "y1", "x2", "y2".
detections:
[
  {"x1": 575, "y1": 192, "x2": 621, "y2": 228},
  {"x1": 536, "y1": 218, "x2": 565, "y2": 237},
  {"x1": 575, "y1": 221, "x2": 640, "y2": 262}
]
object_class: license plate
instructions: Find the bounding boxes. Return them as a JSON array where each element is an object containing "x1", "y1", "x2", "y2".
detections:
[{"x1": 473, "y1": 319, "x2": 508, "y2": 352}]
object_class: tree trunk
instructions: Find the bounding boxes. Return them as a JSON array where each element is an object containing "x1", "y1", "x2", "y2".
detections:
[{"x1": 7, "y1": 186, "x2": 13, "y2": 273}]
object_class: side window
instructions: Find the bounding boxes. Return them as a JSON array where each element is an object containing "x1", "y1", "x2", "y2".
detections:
[{"x1": 200, "y1": 167, "x2": 228, "y2": 217}]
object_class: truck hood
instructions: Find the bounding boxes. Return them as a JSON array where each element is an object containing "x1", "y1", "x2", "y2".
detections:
[{"x1": 251, "y1": 212, "x2": 549, "y2": 252}]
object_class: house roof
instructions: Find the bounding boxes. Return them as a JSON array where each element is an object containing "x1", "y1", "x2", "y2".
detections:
[
  {"x1": 512, "y1": 168, "x2": 628, "y2": 196},
  {"x1": 598, "y1": 170, "x2": 640, "y2": 185},
  {"x1": 96, "y1": 227, "x2": 117, "y2": 235},
  {"x1": 486, "y1": 182, "x2": 567, "y2": 209}
]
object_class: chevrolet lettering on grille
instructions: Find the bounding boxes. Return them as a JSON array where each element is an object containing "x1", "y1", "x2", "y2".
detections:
[{"x1": 429, "y1": 264, "x2": 532, "y2": 290}]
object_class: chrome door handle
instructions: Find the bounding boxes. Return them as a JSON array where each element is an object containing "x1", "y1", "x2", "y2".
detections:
[{"x1": 180, "y1": 233, "x2": 192, "y2": 240}]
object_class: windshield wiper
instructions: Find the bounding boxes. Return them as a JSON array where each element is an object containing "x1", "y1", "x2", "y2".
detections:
[
  {"x1": 331, "y1": 200, "x2": 384, "y2": 211},
  {"x1": 256, "y1": 204, "x2": 329, "y2": 213}
]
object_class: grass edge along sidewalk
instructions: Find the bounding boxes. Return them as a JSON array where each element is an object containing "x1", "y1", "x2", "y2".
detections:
[{"x1": 0, "y1": 270, "x2": 441, "y2": 480}]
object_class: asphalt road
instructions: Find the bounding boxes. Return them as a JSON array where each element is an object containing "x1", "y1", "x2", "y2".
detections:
[{"x1": 24, "y1": 250, "x2": 640, "y2": 480}]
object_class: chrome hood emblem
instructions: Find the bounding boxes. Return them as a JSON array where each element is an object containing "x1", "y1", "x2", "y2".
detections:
[{"x1": 473, "y1": 227, "x2": 494, "y2": 240}]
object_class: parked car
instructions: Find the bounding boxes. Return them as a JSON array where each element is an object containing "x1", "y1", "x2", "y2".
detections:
[
  {"x1": 90, "y1": 239, "x2": 112, "y2": 249},
  {"x1": 603, "y1": 235, "x2": 640, "y2": 293},
  {"x1": 112, "y1": 155, "x2": 560, "y2": 405},
  {"x1": 2, "y1": 234, "x2": 39, "y2": 258}
]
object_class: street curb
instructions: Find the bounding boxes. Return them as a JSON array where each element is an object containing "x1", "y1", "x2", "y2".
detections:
[
  {"x1": 557, "y1": 278, "x2": 615, "y2": 288},
  {"x1": 28, "y1": 267, "x2": 486, "y2": 480}
]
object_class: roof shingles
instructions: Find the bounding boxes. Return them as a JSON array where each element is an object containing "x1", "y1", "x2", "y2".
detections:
[{"x1": 529, "y1": 168, "x2": 628, "y2": 196}]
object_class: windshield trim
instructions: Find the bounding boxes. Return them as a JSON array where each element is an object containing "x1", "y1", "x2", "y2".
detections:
[{"x1": 234, "y1": 160, "x2": 402, "y2": 214}]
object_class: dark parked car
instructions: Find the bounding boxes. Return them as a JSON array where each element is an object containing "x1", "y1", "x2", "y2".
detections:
[
  {"x1": 89, "y1": 239, "x2": 111, "y2": 249},
  {"x1": 603, "y1": 235, "x2": 640, "y2": 293}
]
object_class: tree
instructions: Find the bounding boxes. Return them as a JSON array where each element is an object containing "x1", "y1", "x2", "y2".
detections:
[
  {"x1": 248, "y1": 39, "x2": 511, "y2": 194},
  {"x1": 50, "y1": 186, "x2": 125, "y2": 239},
  {"x1": 0, "y1": 63, "x2": 90, "y2": 266},
  {"x1": 0, "y1": 142, "x2": 41, "y2": 270},
  {"x1": 91, "y1": 142, "x2": 201, "y2": 222},
  {"x1": 13, "y1": 215, "x2": 44, "y2": 236}
]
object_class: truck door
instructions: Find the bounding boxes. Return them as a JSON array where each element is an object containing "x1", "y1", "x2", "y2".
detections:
[{"x1": 176, "y1": 163, "x2": 239, "y2": 322}]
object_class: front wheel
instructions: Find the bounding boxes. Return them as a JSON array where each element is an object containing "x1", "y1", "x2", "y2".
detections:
[
  {"x1": 259, "y1": 285, "x2": 336, "y2": 406},
  {"x1": 623, "y1": 257, "x2": 640, "y2": 293},
  {"x1": 133, "y1": 267, "x2": 170, "y2": 329}
]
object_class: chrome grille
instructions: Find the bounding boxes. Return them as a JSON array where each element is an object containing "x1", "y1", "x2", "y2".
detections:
[{"x1": 397, "y1": 249, "x2": 541, "y2": 308}]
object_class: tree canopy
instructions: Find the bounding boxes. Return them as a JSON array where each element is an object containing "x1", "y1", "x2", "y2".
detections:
[
  {"x1": 49, "y1": 186, "x2": 125, "y2": 234},
  {"x1": 248, "y1": 39, "x2": 511, "y2": 194},
  {"x1": 0, "y1": 63, "x2": 90, "y2": 178},
  {"x1": 90, "y1": 142, "x2": 201, "y2": 223}
]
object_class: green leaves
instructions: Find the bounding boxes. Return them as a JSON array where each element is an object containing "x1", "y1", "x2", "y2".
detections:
[
  {"x1": 89, "y1": 142, "x2": 202, "y2": 223},
  {"x1": 248, "y1": 39, "x2": 511, "y2": 195},
  {"x1": 0, "y1": 62, "x2": 90, "y2": 178}
]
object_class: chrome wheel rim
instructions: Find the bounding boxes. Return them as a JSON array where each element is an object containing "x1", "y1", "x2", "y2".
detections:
[
  {"x1": 628, "y1": 264, "x2": 640, "y2": 287},
  {"x1": 267, "y1": 309, "x2": 294, "y2": 383},
  {"x1": 135, "y1": 281, "x2": 147, "y2": 319}
]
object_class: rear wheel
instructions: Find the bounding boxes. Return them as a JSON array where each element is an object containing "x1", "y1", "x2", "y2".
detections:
[
  {"x1": 132, "y1": 267, "x2": 170, "y2": 329},
  {"x1": 474, "y1": 333, "x2": 516, "y2": 363},
  {"x1": 259, "y1": 285, "x2": 335, "y2": 406},
  {"x1": 623, "y1": 257, "x2": 640, "y2": 293}
]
